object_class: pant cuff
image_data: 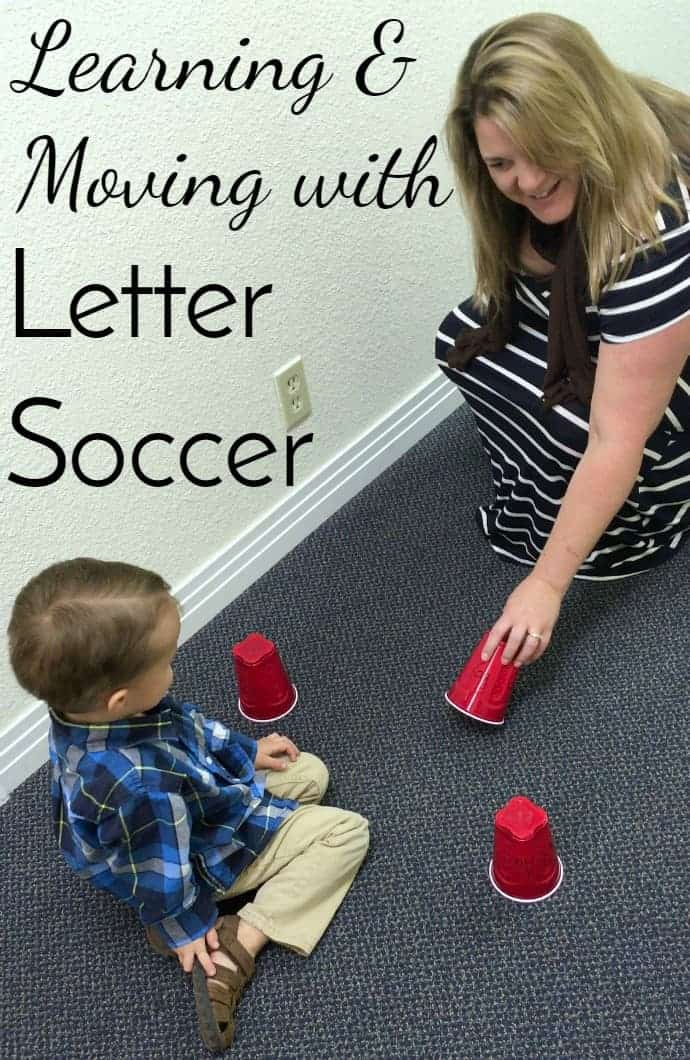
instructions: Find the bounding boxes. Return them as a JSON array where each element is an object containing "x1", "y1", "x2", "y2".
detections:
[{"x1": 237, "y1": 906, "x2": 315, "y2": 957}]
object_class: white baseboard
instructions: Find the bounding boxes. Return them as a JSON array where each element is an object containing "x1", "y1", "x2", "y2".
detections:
[{"x1": 0, "y1": 375, "x2": 461, "y2": 799}]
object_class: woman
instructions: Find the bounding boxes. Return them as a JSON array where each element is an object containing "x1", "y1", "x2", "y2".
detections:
[{"x1": 436, "y1": 13, "x2": 690, "y2": 668}]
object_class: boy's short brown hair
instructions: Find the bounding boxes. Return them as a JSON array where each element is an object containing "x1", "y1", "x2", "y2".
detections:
[{"x1": 7, "y1": 558, "x2": 175, "y2": 714}]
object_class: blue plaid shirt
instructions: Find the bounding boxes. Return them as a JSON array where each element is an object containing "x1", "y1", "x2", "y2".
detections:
[{"x1": 48, "y1": 694, "x2": 296, "y2": 949}]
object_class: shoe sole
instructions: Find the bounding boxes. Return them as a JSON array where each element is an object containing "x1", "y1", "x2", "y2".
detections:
[{"x1": 192, "y1": 963, "x2": 230, "y2": 1053}]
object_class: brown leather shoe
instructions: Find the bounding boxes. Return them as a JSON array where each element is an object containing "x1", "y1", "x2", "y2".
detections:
[{"x1": 192, "y1": 915, "x2": 255, "y2": 1053}]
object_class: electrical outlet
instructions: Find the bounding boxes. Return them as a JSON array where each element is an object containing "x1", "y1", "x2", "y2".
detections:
[{"x1": 274, "y1": 357, "x2": 312, "y2": 429}]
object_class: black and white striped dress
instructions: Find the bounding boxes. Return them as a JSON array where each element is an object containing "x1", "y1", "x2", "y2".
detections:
[{"x1": 436, "y1": 172, "x2": 690, "y2": 580}]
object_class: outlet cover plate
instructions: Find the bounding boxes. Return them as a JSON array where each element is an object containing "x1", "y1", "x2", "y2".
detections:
[{"x1": 274, "y1": 357, "x2": 312, "y2": 429}]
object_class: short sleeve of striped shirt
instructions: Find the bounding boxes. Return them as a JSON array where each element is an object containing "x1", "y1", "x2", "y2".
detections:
[{"x1": 597, "y1": 172, "x2": 690, "y2": 343}]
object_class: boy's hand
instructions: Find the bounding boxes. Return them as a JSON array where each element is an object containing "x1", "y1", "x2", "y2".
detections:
[
  {"x1": 255, "y1": 732, "x2": 299, "y2": 771},
  {"x1": 173, "y1": 924, "x2": 220, "y2": 976}
]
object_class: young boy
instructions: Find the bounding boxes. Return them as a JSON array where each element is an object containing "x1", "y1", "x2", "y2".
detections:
[{"x1": 8, "y1": 557, "x2": 369, "y2": 1053}]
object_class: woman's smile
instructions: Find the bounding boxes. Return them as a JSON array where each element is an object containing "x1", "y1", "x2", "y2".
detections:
[{"x1": 474, "y1": 117, "x2": 578, "y2": 223}]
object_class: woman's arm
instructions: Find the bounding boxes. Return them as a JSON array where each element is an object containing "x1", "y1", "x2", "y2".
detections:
[
  {"x1": 533, "y1": 441, "x2": 644, "y2": 594},
  {"x1": 536, "y1": 313, "x2": 690, "y2": 592},
  {"x1": 484, "y1": 312, "x2": 690, "y2": 665}
]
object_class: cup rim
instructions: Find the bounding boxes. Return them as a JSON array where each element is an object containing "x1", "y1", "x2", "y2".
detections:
[
  {"x1": 488, "y1": 857, "x2": 564, "y2": 903},
  {"x1": 444, "y1": 691, "x2": 505, "y2": 725},
  {"x1": 238, "y1": 685, "x2": 299, "y2": 724}
]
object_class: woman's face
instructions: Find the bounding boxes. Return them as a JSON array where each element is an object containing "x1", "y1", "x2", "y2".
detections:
[{"x1": 474, "y1": 116, "x2": 578, "y2": 224}]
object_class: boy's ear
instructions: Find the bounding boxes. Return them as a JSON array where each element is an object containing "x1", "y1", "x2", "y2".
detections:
[{"x1": 105, "y1": 688, "x2": 129, "y2": 714}]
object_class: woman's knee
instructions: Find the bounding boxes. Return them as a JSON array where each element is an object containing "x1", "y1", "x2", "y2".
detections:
[
  {"x1": 435, "y1": 298, "x2": 485, "y2": 362},
  {"x1": 436, "y1": 304, "x2": 464, "y2": 369}
]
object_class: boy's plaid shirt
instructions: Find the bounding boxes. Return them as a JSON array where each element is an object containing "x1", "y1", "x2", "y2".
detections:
[{"x1": 48, "y1": 695, "x2": 296, "y2": 949}]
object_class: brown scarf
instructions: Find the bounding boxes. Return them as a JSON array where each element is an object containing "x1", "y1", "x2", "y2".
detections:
[{"x1": 447, "y1": 211, "x2": 596, "y2": 409}]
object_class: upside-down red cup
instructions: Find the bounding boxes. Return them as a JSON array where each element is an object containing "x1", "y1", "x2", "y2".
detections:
[
  {"x1": 444, "y1": 631, "x2": 519, "y2": 725},
  {"x1": 489, "y1": 795, "x2": 564, "y2": 903},
  {"x1": 232, "y1": 632, "x2": 298, "y2": 723}
]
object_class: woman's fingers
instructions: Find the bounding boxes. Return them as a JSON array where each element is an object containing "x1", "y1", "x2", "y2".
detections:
[
  {"x1": 514, "y1": 632, "x2": 545, "y2": 667},
  {"x1": 484, "y1": 574, "x2": 561, "y2": 667},
  {"x1": 500, "y1": 627, "x2": 527, "y2": 665},
  {"x1": 484, "y1": 623, "x2": 549, "y2": 667},
  {"x1": 508, "y1": 628, "x2": 552, "y2": 666},
  {"x1": 482, "y1": 621, "x2": 511, "y2": 662}
]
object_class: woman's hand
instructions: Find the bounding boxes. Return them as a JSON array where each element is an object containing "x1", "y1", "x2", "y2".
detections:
[
  {"x1": 483, "y1": 573, "x2": 563, "y2": 666},
  {"x1": 255, "y1": 732, "x2": 299, "y2": 770}
]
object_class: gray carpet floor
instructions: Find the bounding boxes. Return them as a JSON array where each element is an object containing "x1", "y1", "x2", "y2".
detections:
[{"x1": 1, "y1": 404, "x2": 688, "y2": 1060}]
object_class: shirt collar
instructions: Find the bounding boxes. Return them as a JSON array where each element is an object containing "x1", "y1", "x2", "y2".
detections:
[{"x1": 48, "y1": 694, "x2": 175, "y2": 749}]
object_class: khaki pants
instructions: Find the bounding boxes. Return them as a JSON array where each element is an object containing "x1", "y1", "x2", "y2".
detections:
[{"x1": 217, "y1": 753, "x2": 369, "y2": 956}]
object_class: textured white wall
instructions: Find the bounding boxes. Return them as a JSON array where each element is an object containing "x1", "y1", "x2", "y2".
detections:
[{"x1": 2, "y1": 0, "x2": 688, "y2": 731}]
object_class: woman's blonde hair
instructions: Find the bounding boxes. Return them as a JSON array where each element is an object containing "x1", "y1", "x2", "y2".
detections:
[
  {"x1": 8, "y1": 558, "x2": 175, "y2": 714},
  {"x1": 444, "y1": 12, "x2": 690, "y2": 313}
]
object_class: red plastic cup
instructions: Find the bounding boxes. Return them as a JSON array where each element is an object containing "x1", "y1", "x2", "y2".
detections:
[
  {"x1": 444, "y1": 631, "x2": 519, "y2": 725},
  {"x1": 489, "y1": 795, "x2": 564, "y2": 903},
  {"x1": 231, "y1": 632, "x2": 298, "y2": 724}
]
